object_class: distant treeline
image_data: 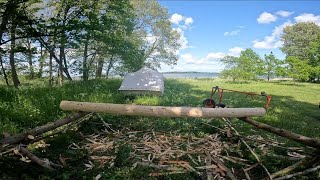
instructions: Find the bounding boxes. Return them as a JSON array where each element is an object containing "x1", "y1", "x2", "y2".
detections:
[{"x1": 220, "y1": 22, "x2": 320, "y2": 83}]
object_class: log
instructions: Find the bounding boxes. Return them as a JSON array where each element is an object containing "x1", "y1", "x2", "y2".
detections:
[
  {"x1": 59, "y1": 101, "x2": 266, "y2": 118},
  {"x1": 0, "y1": 112, "x2": 89, "y2": 145},
  {"x1": 19, "y1": 147, "x2": 54, "y2": 171},
  {"x1": 239, "y1": 117, "x2": 320, "y2": 149},
  {"x1": 270, "y1": 156, "x2": 316, "y2": 179},
  {"x1": 274, "y1": 164, "x2": 320, "y2": 180}
]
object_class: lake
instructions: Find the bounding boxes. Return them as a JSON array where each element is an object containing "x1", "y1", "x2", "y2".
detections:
[{"x1": 162, "y1": 72, "x2": 219, "y2": 79}]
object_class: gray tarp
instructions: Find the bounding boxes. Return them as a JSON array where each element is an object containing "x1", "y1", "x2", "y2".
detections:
[{"x1": 118, "y1": 67, "x2": 164, "y2": 96}]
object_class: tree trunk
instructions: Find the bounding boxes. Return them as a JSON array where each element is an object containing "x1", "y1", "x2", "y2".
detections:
[
  {"x1": 0, "y1": 55, "x2": 9, "y2": 86},
  {"x1": 10, "y1": 20, "x2": 19, "y2": 88},
  {"x1": 106, "y1": 56, "x2": 114, "y2": 78},
  {"x1": 58, "y1": 45, "x2": 64, "y2": 86},
  {"x1": 49, "y1": 51, "x2": 53, "y2": 86},
  {"x1": 27, "y1": 38, "x2": 34, "y2": 79},
  {"x1": 83, "y1": 38, "x2": 89, "y2": 81},
  {"x1": 37, "y1": 37, "x2": 72, "y2": 81},
  {"x1": 95, "y1": 57, "x2": 104, "y2": 78},
  {"x1": 38, "y1": 44, "x2": 44, "y2": 78},
  {"x1": 62, "y1": 47, "x2": 72, "y2": 80},
  {"x1": 267, "y1": 73, "x2": 270, "y2": 81}
]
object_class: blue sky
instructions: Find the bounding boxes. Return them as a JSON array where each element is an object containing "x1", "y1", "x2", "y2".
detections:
[{"x1": 158, "y1": 0, "x2": 320, "y2": 72}]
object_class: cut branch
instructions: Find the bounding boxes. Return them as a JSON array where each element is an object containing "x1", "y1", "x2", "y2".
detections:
[
  {"x1": 274, "y1": 164, "x2": 320, "y2": 180},
  {"x1": 239, "y1": 117, "x2": 320, "y2": 149},
  {"x1": 270, "y1": 156, "x2": 316, "y2": 179},
  {"x1": 19, "y1": 147, "x2": 54, "y2": 171},
  {"x1": 0, "y1": 112, "x2": 89, "y2": 145}
]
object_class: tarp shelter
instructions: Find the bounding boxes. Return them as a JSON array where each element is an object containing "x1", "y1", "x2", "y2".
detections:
[{"x1": 118, "y1": 67, "x2": 164, "y2": 96}]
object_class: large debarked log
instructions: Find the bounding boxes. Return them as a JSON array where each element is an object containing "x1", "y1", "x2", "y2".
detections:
[{"x1": 59, "y1": 101, "x2": 266, "y2": 118}]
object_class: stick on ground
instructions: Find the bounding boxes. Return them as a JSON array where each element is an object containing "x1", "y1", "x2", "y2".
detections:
[
  {"x1": 0, "y1": 112, "x2": 89, "y2": 145},
  {"x1": 222, "y1": 118, "x2": 272, "y2": 180},
  {"x1": 239, "y1": 117, "x2": 320, "y2": 149},
  {"x1": 274, "y1": 164, "x2": 320, "y2": 180},
  {"x1": 19, "y1": 146, "x2": 54, "y2": 171},
  {"x1": 270, "y1": 156, "x2": 316, "y2": 179}
]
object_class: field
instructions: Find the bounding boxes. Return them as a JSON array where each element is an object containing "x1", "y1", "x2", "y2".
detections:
[{"x1": 0, "y1": 78, "x2": 319, "y2": 179}]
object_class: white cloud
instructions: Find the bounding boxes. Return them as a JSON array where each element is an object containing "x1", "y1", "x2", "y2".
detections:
[
  {"x1": 206, "y1": 52, "x2": 226, "y2": 60},
  {"x1": 181, "y1": 54, "x2": 206, "y2": 65},
  {"x1": 170, "y1": 13, "x2": 184, "y2": 25},
  {"x1": 253, "y1": 21, "x2": 293, "y2": 49},
  {"x1": 169, "y1": 13, "x2": 194, "y2": 51},
  {"x1": 185, "y1": 17, "x2": 193, "y2": 26},
  {"x1": 170, "y1": 13, "x2": 193, "y2": 28},
  {"x1": 276, "y1": 10, "x2": 294, "y2": 17},
  {"x1": 224, "y1": 30, "x2": 240, "y2": 36},
  {"x1": 180, "y1": 47, "x2": 244, "y2": 67},
  {"x1": 181, "y1": 53, "x2": 194, "y2": 63},
  {"x1": 257, "y1": 12, "x2": 277, "y2": 24},
  {"x1": 228, "y1": 47, "x2": 244, "y2": 56},
  {"x1": 173, "y1": 27, "x2": 189, "y2": 50},
  {"x1": 294, "y1": 13, "x2": 320, "y2": 25},
  {"x1": 253, "y1": 13, "x2": 320, "y2": 49}
]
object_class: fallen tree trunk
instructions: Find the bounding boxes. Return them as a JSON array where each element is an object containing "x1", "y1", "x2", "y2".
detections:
[
  {"x1": 59, "y1": 101, "x2": 266, "y2": 118},
  {"x1": 0, "y1": 112, "x2": 89, "y2": 145},
  {"x1": 239, "y1": 117, "x2": 320, "y2": 149}
]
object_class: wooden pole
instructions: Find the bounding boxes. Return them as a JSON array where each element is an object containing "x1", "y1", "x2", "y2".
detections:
[
  {"x1": 239, "y1": 117, "x2": 320, "y2": 149},
  {"x1": 59, "y1": 101, "x2": 266, "y2": 118}
]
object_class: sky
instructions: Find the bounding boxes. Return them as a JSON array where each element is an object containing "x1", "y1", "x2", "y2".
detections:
[{"x1": 158, "y1": 0, "x2": 320, "y2": 72}]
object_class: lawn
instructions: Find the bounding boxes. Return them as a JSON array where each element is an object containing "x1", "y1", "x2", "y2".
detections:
[{"x1": 0, "y1": 78, "x2": 319, "y2": 179}]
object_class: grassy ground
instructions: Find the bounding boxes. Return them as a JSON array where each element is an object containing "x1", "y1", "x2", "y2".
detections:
[{"x1": 0, "y1": 78, "x2": 319, "y2": 179}]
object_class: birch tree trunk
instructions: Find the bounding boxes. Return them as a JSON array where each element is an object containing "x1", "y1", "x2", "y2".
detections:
[{"x1": 10, "y1": 19, "x2": 20, "y2": 88}]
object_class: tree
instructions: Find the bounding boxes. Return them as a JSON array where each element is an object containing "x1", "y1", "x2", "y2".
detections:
[
  {"x1": 281, "y1": 22, "x2": 320, "y2": 60},
  {"x1": 263, "y1": 52, "x2": 280, "y2": 81},
  {"x1": 220, "y1": 49, "x2": 264, "y2": 81},
  {"x1": 130, "y1": 0, "x2": 181, "y2": 69},
  {"x1": 309, "y1": 33, "x2": 320, "y2": 82},
  {"x1": 285, "y1": 56, "x2": 313, "y2": 81},
  {"x1": 281, "y1": 22, "x2": 320, "y2": 82}
]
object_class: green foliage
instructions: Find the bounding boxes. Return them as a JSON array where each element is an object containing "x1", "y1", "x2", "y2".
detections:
[
  {"x1": 286, "y1": 56, "x2": 313, "y2": 81},
  {"x1": 263, "y1": 52, "x2": 281, "y2": 81},
  {"x1": 309, "y1": 32, "x2": 320, "y2": 81},
  {"x1": 220, "y1": 49, "x2": 263, "y2": 81},
  {"x1": 281, "y1": 22, "x2": 320, "y2": 82},
  {"x1": 281, "y1": 22, "x2": 320, "y2": 60},
  {"x1": 130, "y1": 0, "x2": 181, "y2": 68},
  {"x1": 1, "y1": 0, "x2": 181, "y2": 85}
]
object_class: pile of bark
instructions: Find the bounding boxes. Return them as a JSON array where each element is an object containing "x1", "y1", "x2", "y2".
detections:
[{"x1": 70, "y1": 116, "x2": 319, "y2": 179}]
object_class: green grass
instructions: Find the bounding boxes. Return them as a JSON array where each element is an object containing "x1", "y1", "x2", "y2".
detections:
[{"x1": 0, "y1": 78, "x2": 319, "y2": 179}]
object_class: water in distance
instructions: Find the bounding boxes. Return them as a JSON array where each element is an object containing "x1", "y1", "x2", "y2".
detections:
[{"x1": 162, "y1": 72, "x2": 219, "y2": 79}]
